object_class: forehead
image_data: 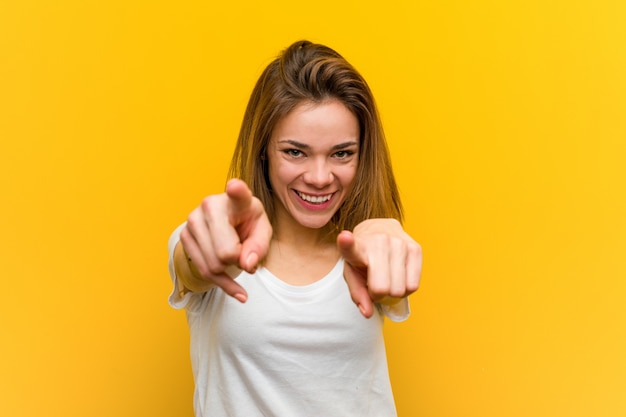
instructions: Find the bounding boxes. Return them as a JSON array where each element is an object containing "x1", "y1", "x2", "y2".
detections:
[{"x1": 270, "y1": 100, "x2": 359, "y2": 148}]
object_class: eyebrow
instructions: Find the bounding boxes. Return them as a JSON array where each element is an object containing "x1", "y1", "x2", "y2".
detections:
[{"x1": 278, "y1": 139, "x2": 359, "y2": 150}]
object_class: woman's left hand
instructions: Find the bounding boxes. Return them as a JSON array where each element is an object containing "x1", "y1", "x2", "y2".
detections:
[{"x1": 337, "y1": 219, "x2": 422, "y2": 318}]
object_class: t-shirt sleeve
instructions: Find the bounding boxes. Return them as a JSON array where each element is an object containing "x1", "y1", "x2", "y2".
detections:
[
  {"x1": 379, "y1": 297, "x2": 411, "y2": 322},
  {"x1": 167, "y1": 222, "x2": 196, "y2": 310}
]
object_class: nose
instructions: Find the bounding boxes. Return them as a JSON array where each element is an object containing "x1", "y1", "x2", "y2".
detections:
[{"x1": 303, "y1": 158, "x2": 333, "y2": 188}]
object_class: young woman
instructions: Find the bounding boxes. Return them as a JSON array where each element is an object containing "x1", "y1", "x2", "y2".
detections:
[{"x1": 168, "y1": 40, "x2": 422, "y2": 417}]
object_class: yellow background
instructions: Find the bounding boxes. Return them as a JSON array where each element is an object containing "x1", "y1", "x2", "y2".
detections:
[{"x1": 2, "y1": 1, "x2": 625, "y2": 416}]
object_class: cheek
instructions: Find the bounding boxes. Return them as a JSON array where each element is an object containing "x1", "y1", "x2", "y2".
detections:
[
  {"x1": 268, "y1": 158, "x2": 297, "y2": 190},
  {"x1": 337, "y1": 163, "x2": 358, "y2": 188}
]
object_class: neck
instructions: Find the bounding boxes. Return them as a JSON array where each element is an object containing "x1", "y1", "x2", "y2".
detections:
[
  {"x1": 265, "y1": 220, "x2": 340, "y2": 285},
  {"x1": 271, "y1": 220, "x2": 336, "y2": 249},
  {"x1": 267, "y1": 208, "x2": 339, "y2": 263},
  {"x1": 263, "y1": 207, "x2": 341, "y2": 285}
]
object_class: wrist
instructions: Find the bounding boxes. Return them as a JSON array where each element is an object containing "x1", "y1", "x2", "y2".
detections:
[{"x1": 174, "y1": 242, "x2": 215, "y2": 294}]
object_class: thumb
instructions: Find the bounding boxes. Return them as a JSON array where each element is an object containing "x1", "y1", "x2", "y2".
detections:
[
  {"x1": 239, "y1": 211, "x2": 272, "y2": 272},
  {"x1": 338, "y1": 231, "x2": 374, "y2": 318},
  {"x1": 239, "y1": 238, "x2": 264, "y2": 273}
]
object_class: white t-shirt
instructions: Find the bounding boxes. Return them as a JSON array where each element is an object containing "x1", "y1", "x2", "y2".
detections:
[{"x1": 168, "y1": 225, "x2": 410, "y2": 417}]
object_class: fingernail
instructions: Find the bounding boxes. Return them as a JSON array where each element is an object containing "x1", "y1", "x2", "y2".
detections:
[
  {"x1": 234, "y1": 293, "x2": 247, "y2": 303},
  {"x1": 246, "y1": 252, "x2": 258, "y2": 270},
  {"x1": 358, "y1": 303, "x2": 367, "y2": 317}
]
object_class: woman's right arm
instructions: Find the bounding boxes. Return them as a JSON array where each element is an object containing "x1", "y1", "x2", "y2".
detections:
[
  {"x1": 173, "y1": 240, "x2": 216, "y2": 296},
  {"x1": 173, "y1": 179, "x2": 273, "y2": 303}
]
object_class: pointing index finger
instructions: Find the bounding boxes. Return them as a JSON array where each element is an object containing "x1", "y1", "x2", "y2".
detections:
[
  {"x1": 225, "y1": 179, "x2": 254, "y2": 218},
  {"x1": 337, "y1": 231, "x2": 375, "y2": 318},
  {"x1": 225, "y1": 179, "x2": 272, "y2": 273},
  {"x1": 337, "y1": 230, "x2": 367, "y2": 269}
]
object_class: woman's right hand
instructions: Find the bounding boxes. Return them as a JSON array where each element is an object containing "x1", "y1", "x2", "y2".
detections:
[{"x1": 177, "y1": 179, "x2": 273, "y2": 302}]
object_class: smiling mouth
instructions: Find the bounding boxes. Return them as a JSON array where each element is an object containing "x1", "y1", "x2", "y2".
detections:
[{"x1": 296, "y1": 190, "x2": 333, "y2": 204}]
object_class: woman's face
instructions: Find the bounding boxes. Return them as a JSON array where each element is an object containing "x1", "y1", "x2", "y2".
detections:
[{"x1": 267, "y1": 100, "x2": 359, "y2": 232}]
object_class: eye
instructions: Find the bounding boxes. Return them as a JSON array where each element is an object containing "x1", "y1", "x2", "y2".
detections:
[
  {"x1": 284, "y1": 149, "x2": 304, "y2": 158},
  {"x1": 333, "y1": 150, "x2": 355, "y2": 159}
]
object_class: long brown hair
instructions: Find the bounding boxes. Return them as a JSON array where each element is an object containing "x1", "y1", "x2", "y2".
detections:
[{"x1": 228, "y1": 40, "x2": 403, "y2": 232}]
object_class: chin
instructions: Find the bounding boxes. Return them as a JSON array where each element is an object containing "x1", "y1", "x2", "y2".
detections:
[
  {"x1": 298, "y1": 218, "x2": 332, "y2": 230},
  {"x1": 292, "y1": 211, "x2": 336, "y2": 230}
]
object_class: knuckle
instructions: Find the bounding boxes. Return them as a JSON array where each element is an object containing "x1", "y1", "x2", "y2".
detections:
[
  {"x1": 407, "y1": 280, "x2": 420, "y2": 293},
  {"x1": 200, "y1": 195, "x2": 214, "y2": 208},
  {"x1": 369, "y1": 234, "x2": 390, "y2": 250},
  {"x1": 409, "y1": 241, "x2": 422, "y2": 256},
  {"x1": 214, "y1": 246, "x2": 239, "y2": 263},
  {"x1": 202, "y1": 258, "x2": 224, "y2": 278},
  {"x1": 389, "y1": 285, "x2": 406, "y2": 298},
  {"x1": 179, "y1": 227, "x2": 191, "y2": 243},
  {"x1": 186, "y1": 211, "x2": 204, "y2": 230},
  {"x1": 200, "y1": 195, "x2": 222, "y2": 216},
  {"x1": 391, "y1": 237, "x2": 405, "y2": 251},
  {"x1": 368, "y1": 281, "x2": 389, "y2": 297}
]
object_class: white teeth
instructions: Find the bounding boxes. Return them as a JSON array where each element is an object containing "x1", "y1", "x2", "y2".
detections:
[{"x1": 297, "y1": 191, "x2": 332, "y2": 203}]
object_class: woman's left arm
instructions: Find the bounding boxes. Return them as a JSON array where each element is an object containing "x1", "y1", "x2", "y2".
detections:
[{"x1": 337, "y1": 218, "x2": 422, "y2": 318}]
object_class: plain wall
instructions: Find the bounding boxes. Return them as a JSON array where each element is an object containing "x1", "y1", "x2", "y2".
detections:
[{"x1": 1, "y1": 1, "x2": 625, "y2": 416}]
